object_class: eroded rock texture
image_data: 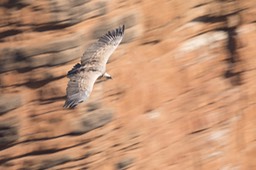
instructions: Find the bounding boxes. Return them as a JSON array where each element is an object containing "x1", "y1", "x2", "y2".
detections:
[{"x1": 0, "y1": 0, "x2": 256, "y2": 169}]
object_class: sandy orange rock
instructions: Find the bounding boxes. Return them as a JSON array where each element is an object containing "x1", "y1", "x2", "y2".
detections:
[{"x1": 0, "y1": 0, "x2": 256, "y2": 169}]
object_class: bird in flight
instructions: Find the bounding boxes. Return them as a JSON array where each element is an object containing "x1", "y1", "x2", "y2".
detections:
[{"x1": 63, "y1": 25, "x2": 125, "y2": 108}]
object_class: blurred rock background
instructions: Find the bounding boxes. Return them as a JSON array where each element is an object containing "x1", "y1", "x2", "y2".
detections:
[{"x1": 0, "y1": 0, "x2": 256, "y2": 169}]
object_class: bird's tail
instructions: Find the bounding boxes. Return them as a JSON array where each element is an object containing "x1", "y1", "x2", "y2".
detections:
[{"x1": 67, "y1": 63, "x2": 81, "y2": 77}]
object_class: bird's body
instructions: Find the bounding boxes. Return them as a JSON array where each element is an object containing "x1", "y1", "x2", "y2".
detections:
[{"x1": 63, "y1": 25, "x2": 125, "y2": 108}]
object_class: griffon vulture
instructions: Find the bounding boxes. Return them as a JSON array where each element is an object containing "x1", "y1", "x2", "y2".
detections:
[{"x1": 63, "y1": 25, "x2": 125, "y2": 108}]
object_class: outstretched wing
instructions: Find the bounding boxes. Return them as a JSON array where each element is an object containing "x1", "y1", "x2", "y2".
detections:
[
  {"x1": 81, "y1": 25, "x2": 125, "y2": 66},
  {"x1": 63, "y1": 68, "x2": 101, "y2": 109}
]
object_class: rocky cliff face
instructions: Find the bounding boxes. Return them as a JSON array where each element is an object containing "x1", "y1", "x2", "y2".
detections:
[{"x1": 0, "y1": 0, "x2": 256, "y2": 169}]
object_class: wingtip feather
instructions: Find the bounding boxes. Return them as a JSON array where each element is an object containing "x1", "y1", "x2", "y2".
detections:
[
  {"x1": 99, "y1": 25, "x2": 125, "y2": 43},
  {"x1": 63, "y1": 99, "x2": 77, "y2": 109},
  {"x1": 122, "y1": 25, "x2": 125, "y2": 33}
]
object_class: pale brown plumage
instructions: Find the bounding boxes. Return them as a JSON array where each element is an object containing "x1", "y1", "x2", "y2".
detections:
[{"x1": 63, "y1": 25, "x2": 125, "y2": 108}]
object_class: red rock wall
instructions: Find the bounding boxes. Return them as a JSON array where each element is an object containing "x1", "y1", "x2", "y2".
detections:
[{"x1": 0, "y1": 0, "x2": 256, "y2": 169}]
